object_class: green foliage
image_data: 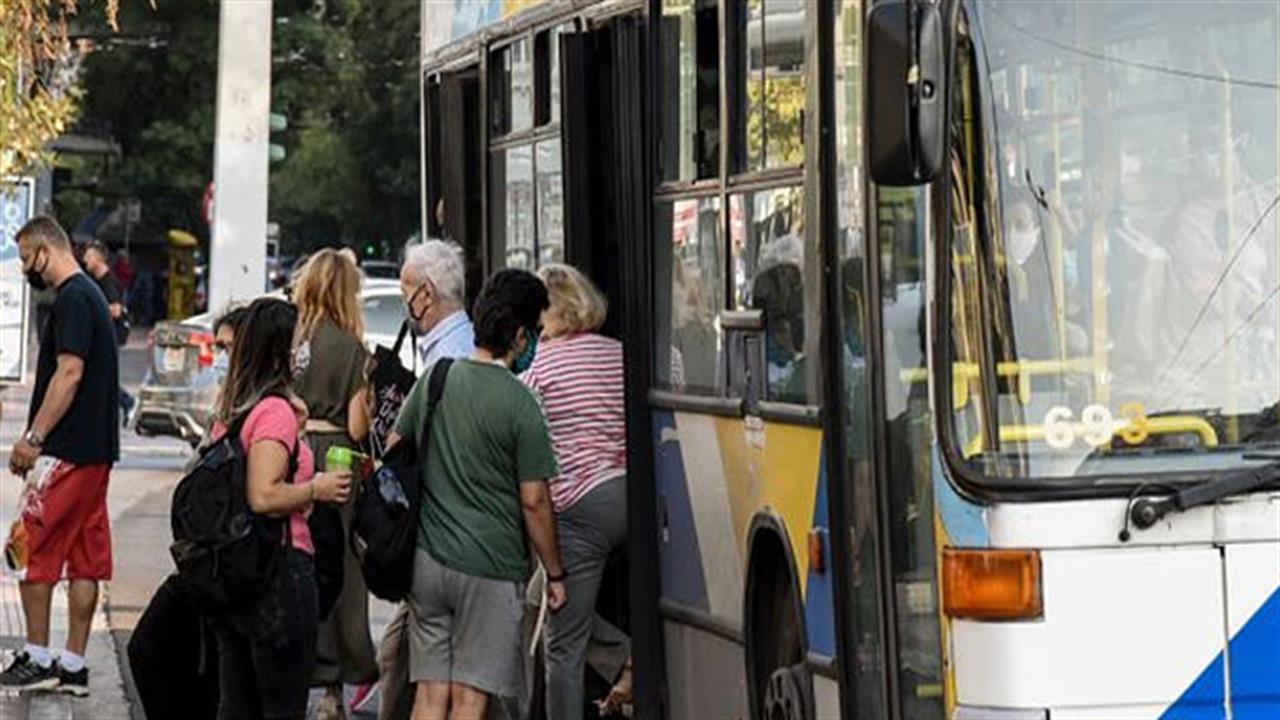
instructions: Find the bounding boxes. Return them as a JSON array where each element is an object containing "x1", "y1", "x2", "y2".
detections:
[{"x1": 62, "y1": 0, "x2": 421, "y2": 256}]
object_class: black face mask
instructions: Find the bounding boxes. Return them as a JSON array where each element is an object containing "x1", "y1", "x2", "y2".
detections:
[{"x1": 25, "y1": 250, "x2": 48, "y2": 291}]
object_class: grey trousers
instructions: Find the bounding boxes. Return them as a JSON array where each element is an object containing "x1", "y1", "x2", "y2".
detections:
[{"x1": 544, "y1": 476, "x2": 630, "y2": 720}]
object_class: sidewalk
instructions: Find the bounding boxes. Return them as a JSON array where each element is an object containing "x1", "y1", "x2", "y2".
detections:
[{"x1": 0, "y1": 573, "x2": 133, "y2": 719}]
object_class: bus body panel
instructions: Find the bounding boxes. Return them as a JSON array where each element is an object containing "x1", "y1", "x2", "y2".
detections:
[
  {"x1": 653, "y1": 408, "x2": 841, "y2": 706},
  {"x1": 947, "y1": 494, "x2": 1280, "y2": 718}
]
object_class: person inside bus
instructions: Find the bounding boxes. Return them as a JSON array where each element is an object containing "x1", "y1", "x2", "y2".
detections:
[{"x1": 520, "y1": 264, "x2": 631, "y2": 719}]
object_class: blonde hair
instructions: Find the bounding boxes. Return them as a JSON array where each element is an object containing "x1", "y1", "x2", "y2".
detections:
[
  {"x1": 537, "y1": 263, "x2": 607, "y2": 336},
  {"x1": 293, "y1": 248, "x2": 364, "y2": 340}
]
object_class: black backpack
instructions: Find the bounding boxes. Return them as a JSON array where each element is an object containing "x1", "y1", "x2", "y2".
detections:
[
  {"x1": 170, "y1": 400, "x2": 298, "y2": 613},
  {"x1": 351, "y1": 358, "x2": 451, "y2": 602}
]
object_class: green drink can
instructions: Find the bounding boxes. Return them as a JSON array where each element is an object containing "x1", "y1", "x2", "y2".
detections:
[{"x1": 325, "y1": 446, "x2": 353, "y2": 472}]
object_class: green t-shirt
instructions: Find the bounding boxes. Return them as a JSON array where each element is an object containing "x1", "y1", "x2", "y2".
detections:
[{"x1": 394, "y1": 359, "x2": 559, "y2": 582}]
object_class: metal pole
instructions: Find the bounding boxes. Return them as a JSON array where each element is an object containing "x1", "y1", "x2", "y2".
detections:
[{"x1": 209, "y1": 0, "x2": 273, "y2": 312}]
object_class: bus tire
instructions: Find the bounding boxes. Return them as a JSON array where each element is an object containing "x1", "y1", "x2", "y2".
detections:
[
  {"x1": 764, "y1": 663, "x2": 812, "y2": 720},
  {"x1": 745, "y1": 518, "x2": 812, "y2": 720}
]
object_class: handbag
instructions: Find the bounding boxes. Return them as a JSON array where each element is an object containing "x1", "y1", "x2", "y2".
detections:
[
  {"x1": 367, "y1": 320, "x2": 419, "y2": 458},
  {"x1": 350, "y1": 358, "x2": 452, "y2": 602}
]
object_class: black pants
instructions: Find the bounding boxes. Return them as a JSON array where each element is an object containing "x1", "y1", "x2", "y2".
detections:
[
  {"x1": 212, "y1": 549, "x2": 319, "y2": 720},
  {"x1": 127, "y1": 575, "x2": 220, "y2": 720}
]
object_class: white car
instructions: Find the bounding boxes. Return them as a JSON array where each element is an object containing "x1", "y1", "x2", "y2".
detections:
[
  {"x1": 136, "y1": 281, "x2": 416, "y2": 445},
  {"x1": 360, "y1": 279, "x2": 418, "y2": 372}
]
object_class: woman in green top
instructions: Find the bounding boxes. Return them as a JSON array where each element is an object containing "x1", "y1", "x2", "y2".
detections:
[{"x1": 291, "y1": 248, "x2": 373, "y2": 720}]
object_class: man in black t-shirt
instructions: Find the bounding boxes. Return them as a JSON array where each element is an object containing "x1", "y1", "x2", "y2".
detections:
[
  {"x1": 83, "y1": 241, "x2": 134, "y2": 417},
  {"x1": 2, "y1": 216, "x2": 119, "y2": 697}
]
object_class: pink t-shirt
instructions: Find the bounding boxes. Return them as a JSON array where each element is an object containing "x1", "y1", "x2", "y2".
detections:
[
  {"x1": 521, "y1": 333, "x2": 627, "y2": 512},
  {"x1": 211, "y1": 396, "x2": 315, "y2": 554}
]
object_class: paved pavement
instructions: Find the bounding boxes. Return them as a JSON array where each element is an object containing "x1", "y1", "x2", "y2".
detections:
[{"x1": 0, "y1": 332, "x2": 192, "y2": 719}]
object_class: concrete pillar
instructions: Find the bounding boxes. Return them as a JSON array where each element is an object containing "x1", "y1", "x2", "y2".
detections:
[{"x1": 209, "y1": 0, "x2": 273, "y2": 312}]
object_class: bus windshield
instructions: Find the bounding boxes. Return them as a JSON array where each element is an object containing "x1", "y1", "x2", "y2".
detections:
[{"x1": 946, "y1": 1, "x2": 1280, "y2": 483}]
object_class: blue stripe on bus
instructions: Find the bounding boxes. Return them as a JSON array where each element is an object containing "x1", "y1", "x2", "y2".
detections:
[
  {"x1": 931, "y1": 445, "x2": 989, "y2": 547},
  {"x1": 805, "y1": 452, "x2": 836, "y2": 658},
  {"x1": 1162, "y1": 585, "x2": 1280, "y2": 720},
  {"x1": 653, "y1": 410, "x2": 711, "y2": 611},
  {"x1": 1229, "y1": 586, "x2": 1280, "y2": 720}
]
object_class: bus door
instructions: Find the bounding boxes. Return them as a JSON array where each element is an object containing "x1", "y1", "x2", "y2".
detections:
[
  {"x1": 820, "y1": 1, "x2": 948, "y2": 718},
  {"x1": 425, "y1": 67, "x2": 484, "y2": 310}
]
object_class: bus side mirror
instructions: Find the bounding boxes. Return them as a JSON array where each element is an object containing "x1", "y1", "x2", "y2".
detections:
[{"x1": 867, "y1": 0, "x2": 945, "y2": 186}]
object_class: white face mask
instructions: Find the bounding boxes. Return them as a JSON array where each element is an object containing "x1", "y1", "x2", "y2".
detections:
[
  {"x1": 212, "y1": 349, "x2": 230, "y2": 379},
  {"x1": 1007, "y1": 227, "x2": 1039, "y2": 266}
]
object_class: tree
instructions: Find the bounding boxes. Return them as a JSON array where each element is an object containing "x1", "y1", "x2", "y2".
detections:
[{"x1": 0, "y1": 0, "x2": 123, "y2": 176}]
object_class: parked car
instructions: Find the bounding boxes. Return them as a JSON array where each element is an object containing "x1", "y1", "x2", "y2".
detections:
[
  {"x1": 360, "y1": 260, "x2": 400, "y2": 280},
  {"x1": 133, "y1": 281, "x2": 414, "y2": 446}
]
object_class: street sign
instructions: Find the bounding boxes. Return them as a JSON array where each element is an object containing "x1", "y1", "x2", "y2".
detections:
[{"x1": 0, "y1": 177, "x2": 35, "y2": 383}]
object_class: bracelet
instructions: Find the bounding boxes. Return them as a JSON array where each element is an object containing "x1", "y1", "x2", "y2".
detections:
[
  {"x1": 546, "y1": 570, "x2": 568, "y2": 583},
  {"x1": 308, "y1": 482, "x2": 316, "y2": 503}
]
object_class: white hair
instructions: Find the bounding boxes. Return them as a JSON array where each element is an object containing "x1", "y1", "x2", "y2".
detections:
[{"x1": 403, "y1": 239, "x2": 466, "y2": 304}]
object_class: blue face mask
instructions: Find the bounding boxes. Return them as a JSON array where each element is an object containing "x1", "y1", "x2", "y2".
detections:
[{"x1": 512, "y1": 330, "x2": 538, "y2": 374}]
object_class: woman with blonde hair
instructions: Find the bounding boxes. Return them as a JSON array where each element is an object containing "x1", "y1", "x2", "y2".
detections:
[
  {"x1": 291, "y1": 248, "x2": 374, "y2": 720},
  {"x1": 520, "y1": 263, "x2": 630, "y2": 718}
]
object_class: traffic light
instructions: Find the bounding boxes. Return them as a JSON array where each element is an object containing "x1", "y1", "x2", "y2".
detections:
[
  {"x1": 362, "y1": 241, "x2": 377, "y2": 258},
  {"x1": 269, "y1": 112, "x2": 287, "y2": 163}
]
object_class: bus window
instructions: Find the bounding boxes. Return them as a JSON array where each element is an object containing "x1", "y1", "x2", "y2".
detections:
[
  {"x1": 946, "y1": 1, "x2": 1280, "y2": 485},
  {"x1": 535, "y1": 22, "x2": 574, "y2": 126},
  {"x1": 658, "y1": 0, "x2": 720, "y2": 183},
  {"x1": 730, "y1": 185, "x2": 810, "y2": 403},
  {"x1": 654, "y1": 196, "x2": 725, "y2": 393},
  {"x1": 490, "y1": 38, "x2": 534, "y2": 136},
  {"x1": 490, "y1": 145, "x2": 535, "y2": 270},
  {"x1": 489, "y1": 28, "x2": 567, "y2": 272},
  {"x1": 536, "y1": 139, "x2": 564, "y2": 265},
  {"x1": 735, "y1": 0, "x2": 806, "y2": 172}
]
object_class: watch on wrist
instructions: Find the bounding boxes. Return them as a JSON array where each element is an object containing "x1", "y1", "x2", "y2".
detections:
[{"x1": 22, "y1": 429, "x2": 44, "y2": 447}]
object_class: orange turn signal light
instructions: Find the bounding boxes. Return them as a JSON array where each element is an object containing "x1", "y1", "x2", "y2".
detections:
[{"x1": 942, "y1": 548, "x2": 1042, "y2": 621}]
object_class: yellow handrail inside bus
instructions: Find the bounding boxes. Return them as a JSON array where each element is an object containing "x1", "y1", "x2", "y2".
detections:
[
  {"x1": 900, "y1": 357, "x2": 1097, "y2": 410},
  {"x1": 962, "y1": 414, "x2": 1219, "y2": 458}
]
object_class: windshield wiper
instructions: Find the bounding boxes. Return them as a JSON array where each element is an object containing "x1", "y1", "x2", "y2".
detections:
[{"x1": 1128, "y1": 455, "x2": 1280, "y2": 533}]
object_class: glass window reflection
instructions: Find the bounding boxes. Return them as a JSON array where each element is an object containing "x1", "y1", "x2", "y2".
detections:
[
  {"x1": 730, "y1": 186, "x2": 809, "y2": 402},
  {"x1": 490, "y1": 145, "x2": 535, "y2": 271},
  {"x1": 655, "y1": 197, "x2": 725, "y2": 393},
  {"x1": 536, "y1": 139, "x2": 564, "y2": 266},
  {"x1": 658, "y1": 0, "x2": 720, "y2": 183},
  {"x1": 738, "y1": 0, "x2": 806, "y2": 172}
]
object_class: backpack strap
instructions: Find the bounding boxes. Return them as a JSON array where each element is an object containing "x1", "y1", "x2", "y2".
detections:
[{"x1": 415, "y1": 358, "x2": 453, "y2": 456}]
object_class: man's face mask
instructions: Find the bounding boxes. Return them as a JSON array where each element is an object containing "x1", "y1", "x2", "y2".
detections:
[
  {"x1": 1007, "y1": 224, "x2": 1040, "y2": 267},
  {"x1": 405, "y1": 283, "x2": 431, "y2": 330},
  {"x1": 511, "y1": 327, "x2": 539, "y2": 374},
  {"x1": 23, "y1": 246, "x2": 48, "y2": 291}
]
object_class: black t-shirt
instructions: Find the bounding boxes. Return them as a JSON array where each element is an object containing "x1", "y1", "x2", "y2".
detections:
[
  {"x1": 93, "y1": 271, "x2": 128, "y2": 344},
  {"x1": 28, "y1": 273, "x2": 120, "y2": 464}
]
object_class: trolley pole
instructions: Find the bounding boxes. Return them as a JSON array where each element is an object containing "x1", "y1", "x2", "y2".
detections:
[{"x1": 209, "y1": 0, "x2": 273, "y2": 311}]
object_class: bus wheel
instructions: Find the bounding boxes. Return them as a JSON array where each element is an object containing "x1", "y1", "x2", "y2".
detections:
[{"x1": 764, "y1": 663, "x2": 811, "y2": 720}]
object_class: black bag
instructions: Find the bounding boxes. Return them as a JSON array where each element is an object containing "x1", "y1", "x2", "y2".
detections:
[
  {"x1": 169, "y1": 401, "x2": 298, "y2": 613},
  {"x1": 351, "y1": 358, "x2": 451, "y2": 602},
  {"x1": 367, "y1": 320, "x2": 419, "y2": 458}
]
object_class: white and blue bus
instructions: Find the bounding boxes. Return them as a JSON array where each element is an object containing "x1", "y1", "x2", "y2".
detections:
[{"x1": 418, "y1": 1, "x2": 1280, "y2": 717}]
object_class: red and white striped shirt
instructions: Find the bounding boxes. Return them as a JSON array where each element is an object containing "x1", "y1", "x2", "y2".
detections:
[{"x1": 521, "y1": 333, "x2": 627, "y2": 512}]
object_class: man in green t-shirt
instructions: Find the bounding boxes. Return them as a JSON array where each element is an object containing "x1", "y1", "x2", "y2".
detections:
[{"x1": 389, "y1": 269, "x2": 566, "y2": 719}]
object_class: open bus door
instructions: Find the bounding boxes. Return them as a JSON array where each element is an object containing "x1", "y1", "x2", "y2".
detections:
[
  {"x1": 426, "y1": 67, "x2": 484, "y2": 311},
  {"x1": 558, "y1": 12, "x2": 661, "y2": 720}
]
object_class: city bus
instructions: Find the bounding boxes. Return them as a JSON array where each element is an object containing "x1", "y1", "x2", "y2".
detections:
[{"x1": 417, "y1": 1, "x2": 1280, "y2": 718}]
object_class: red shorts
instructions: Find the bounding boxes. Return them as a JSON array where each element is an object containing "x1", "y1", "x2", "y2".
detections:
[{"x1": 20, "y1": 460, "x2": 113, "y2": 584}]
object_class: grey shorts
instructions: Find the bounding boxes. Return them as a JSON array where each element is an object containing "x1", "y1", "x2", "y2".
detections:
[{"x1": 406, "y1": 548, "x2": 525, "y2": 698}]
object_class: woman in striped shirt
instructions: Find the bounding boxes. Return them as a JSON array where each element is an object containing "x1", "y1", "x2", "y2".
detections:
[{"x1": 521, "y1": 264, "x2": 629, "y2": 719}]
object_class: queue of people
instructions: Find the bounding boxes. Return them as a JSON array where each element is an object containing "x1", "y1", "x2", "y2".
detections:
[{"x1": 4, "y1": 215, "x2": 632, "y2": 720}]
